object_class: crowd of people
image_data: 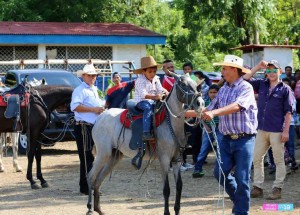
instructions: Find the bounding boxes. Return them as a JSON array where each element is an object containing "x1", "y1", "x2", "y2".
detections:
[{"x1": 70, "y1": 55, "x2": 299, "y2": 215}]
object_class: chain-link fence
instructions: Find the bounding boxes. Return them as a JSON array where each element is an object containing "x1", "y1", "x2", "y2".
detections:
[
  {"x1": 0, "y1": 46, "x2": 113, "y2": 73},
  {"x1": 45, "y1": 46, "x2": 113, "y2": 72},
  {"x1": 0, "y1": 46, "x2": 38, "y2": 72}
]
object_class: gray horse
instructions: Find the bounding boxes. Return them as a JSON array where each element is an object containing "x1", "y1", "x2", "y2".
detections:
[{"x1": 87, "y1": 73, "x2": 204, "y2": 215}]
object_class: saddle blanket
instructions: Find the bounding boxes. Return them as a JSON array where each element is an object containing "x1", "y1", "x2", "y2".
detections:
[
  {"x1": 0, "y1": 93, "x2": 30, "y2": 107},
  {"x1": 120, "y1": 108, "x2": 166, "y2": 129}
]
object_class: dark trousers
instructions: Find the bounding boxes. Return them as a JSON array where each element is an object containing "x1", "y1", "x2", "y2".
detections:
[
  {"x1": 184, "y1": 120, "x2": 202, "y2": 163},
  {"x1": 74, "y1": 123, "x2": 94, "y2": 192}
]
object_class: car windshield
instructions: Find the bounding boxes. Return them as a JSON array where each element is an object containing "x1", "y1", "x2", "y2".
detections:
[{"x1": 20, "y1": 72, "x2": 81, "y2": 88}]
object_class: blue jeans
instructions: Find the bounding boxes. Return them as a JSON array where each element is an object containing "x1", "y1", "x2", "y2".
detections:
[
  {"x1": 214, "y1": 135, "x2": 255, "y2": 215},
  {"x1": 194, "y1": 126, "x2": 223, "y2": 172},
  {"x1": 136, "y1": 100, "x2": 154, "y2": 133},
  {"x1": 286, "y1": 125, "x2": 295, "y2": 161}
]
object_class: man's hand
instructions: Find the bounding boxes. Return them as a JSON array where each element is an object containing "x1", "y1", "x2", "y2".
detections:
[
  {"x1": 94, "y1": 106, "x2": 105, "y2": 114},
  {"x1": 255, "y1": 60, "x2": 268, "y2": 70},
  {"x1": 155, "y1": 94, "x2": 164, "y2": 101},
  {"x1": 281, "y1": 130, "x2": 289, "y2": 143},
  {"x1": 202, "y1": 110, "x2": 214, "y2": 121}
]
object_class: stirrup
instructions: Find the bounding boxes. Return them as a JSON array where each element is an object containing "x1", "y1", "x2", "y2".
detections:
[{"x1": 131, "y1": 149, "x2": 143, "y2": 170}]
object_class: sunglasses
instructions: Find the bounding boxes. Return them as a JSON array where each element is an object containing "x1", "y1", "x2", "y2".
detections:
[{"x1": 265, "y1": 69, "x2": 278, "y2": 74}]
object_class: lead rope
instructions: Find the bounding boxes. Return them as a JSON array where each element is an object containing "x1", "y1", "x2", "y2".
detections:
[
  {"x1": 201, "y1": 121, "x2": 226, "y2": 215},
  {"x1": 80, "y1": 123, "x2": 89, "y2": 184}
]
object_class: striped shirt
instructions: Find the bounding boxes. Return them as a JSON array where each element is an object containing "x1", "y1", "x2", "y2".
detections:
[
  {"x1": 134, "y1": 74, "x2": 165, "y2": 103},
  {"x1": 162, "y1": 75, "x2": 175, "y2": 92},
  {"x1": 206, "y1": 77, "x2": 258, "y2": 135}
]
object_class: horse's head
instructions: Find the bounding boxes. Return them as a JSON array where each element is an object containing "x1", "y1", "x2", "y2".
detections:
[{"x1": 170, "y1": 73, "x2": 205, "y2": 113}]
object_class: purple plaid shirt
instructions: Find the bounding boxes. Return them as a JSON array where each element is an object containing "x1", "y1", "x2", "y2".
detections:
[{"x1": 207, "y1": 77, "x2": 258, "y2": 135}]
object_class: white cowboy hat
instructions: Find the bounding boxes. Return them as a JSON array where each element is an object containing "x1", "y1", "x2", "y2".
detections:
[
  {"x1": 133, "y1": 56, "x2": 162, "y2": 74},
  {"x1": 213, "y1": 55, "x2": 251, "y2": 74},
  {"x1": 76, "y1": 64, "x2": 98, "y2": 77}
]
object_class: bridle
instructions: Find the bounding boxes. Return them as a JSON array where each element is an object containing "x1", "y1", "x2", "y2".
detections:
[{"x1": 161, "y1": 76, "x2": 202, "y2": 121}]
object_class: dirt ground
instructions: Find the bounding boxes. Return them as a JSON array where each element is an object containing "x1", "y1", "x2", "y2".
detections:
[{"x1": 0, "y1": 141, "x2": 299, "y2": 215}]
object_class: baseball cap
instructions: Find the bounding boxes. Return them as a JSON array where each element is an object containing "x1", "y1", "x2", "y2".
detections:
[{"x1": 267, "y1": 60, "x2": 280, "y2": 69}]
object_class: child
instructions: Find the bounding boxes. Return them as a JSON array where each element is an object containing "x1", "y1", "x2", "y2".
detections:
[
  {"x1": 193, "y1": 84, "x2": 223, "y2": 178},
  {"x1": 133, "y1": 56, "x2": 168, "y2": 140}
]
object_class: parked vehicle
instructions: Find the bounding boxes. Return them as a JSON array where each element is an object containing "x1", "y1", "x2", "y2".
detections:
[
  {"x1": 3, "y1": 69, "x2": 82, "y2": 154},
  {"x1": 203, "y1": 71, "x2": 222, "y2": 84}
]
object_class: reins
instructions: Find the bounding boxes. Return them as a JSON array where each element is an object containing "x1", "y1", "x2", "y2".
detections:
[{"x1": 201, "y1": 120, "x2": 226, "y2": 214}]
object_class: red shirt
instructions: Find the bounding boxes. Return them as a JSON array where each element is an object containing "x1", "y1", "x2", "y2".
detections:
[{"x1": 162, "y1": 75, "x2": 175, "y2": 92}]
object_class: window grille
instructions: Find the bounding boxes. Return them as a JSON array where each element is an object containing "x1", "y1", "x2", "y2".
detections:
[
  {"x1": 0, "y1": 46, "x2": 38, "y2": 72},
  {"x1": 46, "y1": 46, "x2": 113, "y2": 72}
]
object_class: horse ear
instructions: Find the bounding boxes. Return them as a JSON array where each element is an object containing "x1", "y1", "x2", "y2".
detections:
[{"x1": 169, "y1": 72, "x2": 180, "y2": 80}]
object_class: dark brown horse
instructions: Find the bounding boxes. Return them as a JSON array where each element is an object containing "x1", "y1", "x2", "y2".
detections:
[{"x1": 0, "y1": 84, "x2": 74, "y2": 188}]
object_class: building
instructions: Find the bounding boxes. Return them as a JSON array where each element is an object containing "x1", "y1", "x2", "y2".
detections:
[
  {"x1": 0, "y1": 21, "x2": 166, "y2": 73},
  {"x1": 232, "y1": 44, "x2": 300, "y2": 70}
]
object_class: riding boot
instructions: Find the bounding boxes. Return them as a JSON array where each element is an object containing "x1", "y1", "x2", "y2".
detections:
[{"x1": 131, "y1": 142, "x2": 146, "y2": 170}]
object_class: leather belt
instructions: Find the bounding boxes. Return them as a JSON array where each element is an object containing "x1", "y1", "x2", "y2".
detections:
[{"x1": 225, "y1": 133, "x2": 255, "y2": 140}]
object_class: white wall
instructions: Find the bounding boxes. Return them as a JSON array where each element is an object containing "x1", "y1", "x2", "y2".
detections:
[
  {"x1": 242, "y1": 48, "x2": 293, "y2": 70},
  {"x1": 112, "y1": 44, "x2": 146, "y2": 74},
  {"x1": 242, "y1": 51, "x2": 263, "y2": 68},
  {"x1": 264, "y1": 48, "x2": 293, "y2": 70}
]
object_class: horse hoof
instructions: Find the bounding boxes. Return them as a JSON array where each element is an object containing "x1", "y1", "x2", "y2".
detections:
[
  {"x1": 86, "y1": 210, "x2": 93, "y2": 215},
  {"x1": 16, "y1": 168, "x2": 22, "y2": 172},
  {"x1": 41, "y1": 182, "x2": 49, "y2": 188},
  {"x1": 0, "y1": 168, "x2": 4, "y2": 173},
  {"x1": 31, "y1": 183, "x2": 41, "y2": 189}
]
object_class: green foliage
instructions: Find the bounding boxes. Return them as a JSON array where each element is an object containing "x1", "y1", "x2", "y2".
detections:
[{"x1": 1, "y1": 0, "x2": 299, "y2": 69}]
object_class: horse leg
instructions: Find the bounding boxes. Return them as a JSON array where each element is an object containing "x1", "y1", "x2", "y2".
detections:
[
  {"x1": 12, "y1": 133, "x2": 22, "y2": 172},
  {"x1": 0, "y1": 134, "x2": 4, "y2": 172},
  {"x1": 35, "y1": 143, "x2": 48, "y2": 188},
  {"x1": 172, "y1": 162, "x2": 182, "y2": 215},
  {"x1": 159, "y1": 157, "x2": 172, "y2": 215},
  {"x1": 26, "y1": 145, "x2": 40, "y2": 189},
  {"x1": 93, "y1": 150, "x2": 123, "y2": 214}
]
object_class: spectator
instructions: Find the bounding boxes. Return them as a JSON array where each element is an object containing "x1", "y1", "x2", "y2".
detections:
[
  {"x1": 194, "y1": 71, "x2": 209, "y2": 100},
  {"x1": 284, "y1": 66, "x2": 296, "y2": 90},
  {"x1": 71, "y1": 64, "x2": 105, "y2": 195},
  {"x1": 192, "y1": 84, "x2": 223, "y2": 178},
  {"x1": 162, "y1": 59, "x2": 176, "y2": 92},
  {"x1": 194, "y1": 70, "x2": 212, "y2": 86},
  {"x1": 182, "y1": 62, "x2": 202, "y2": 170},
  {"x1": 244, "y1": 60, "x2": 294, "y2": 200},
  {"x1": 105, "y1": 72, "x2": 135, "y2": 109}
]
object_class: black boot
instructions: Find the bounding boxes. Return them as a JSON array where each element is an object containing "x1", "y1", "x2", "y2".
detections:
[{"x1": 131, "y1": 148, "x2": 143, "y2": 170}]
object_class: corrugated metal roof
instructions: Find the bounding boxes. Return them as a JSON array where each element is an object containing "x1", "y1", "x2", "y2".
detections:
[
  {"x1": 0, "y1": 21, "x2": 163, "y2": 37},
  {"x1": 232, "y1": 44, "x2": 300, "y2": 50}
]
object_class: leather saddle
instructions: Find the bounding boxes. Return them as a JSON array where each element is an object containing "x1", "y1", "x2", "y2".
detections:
[
  {"x1": 120, "y1": 99, "x2": 166, "y2": 170},
  {"x1": 120, "y1": 99, "x2": 166, "y2": 150},
  {"x1": 0, "y1": 84, "x2": 29, "y2": 131}
]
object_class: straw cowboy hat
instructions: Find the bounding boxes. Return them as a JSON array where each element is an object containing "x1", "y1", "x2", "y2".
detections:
[
  {"x1": 76, "y1": 64, "x2": 98, "y2": 77},
  {"x1": 133, "y1": 56, "x2": 162, "y2": 74},
  {"x1": 213, "y1": 55, "x2": 251, "y2": 74}
]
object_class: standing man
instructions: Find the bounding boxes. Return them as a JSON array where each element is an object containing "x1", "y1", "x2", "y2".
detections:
[
  {"x1": 188, "y1": 55, "x2": 258, "y2": 215},
  {"x1": 105, "y1": 72, "x2": 135, "y2": 109},
  {"x1": 162, "y1": 59, "x2": 176, "y2": 92},
  {"x1": 244, "y1": 60, "x2": 294, "y2": 200},
  {"x1": 71, "y1": 64, "x2": 105, "y2": 195},
  {"x1": 284, "y1": 66, "x2": 296, "y2": 90}
]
